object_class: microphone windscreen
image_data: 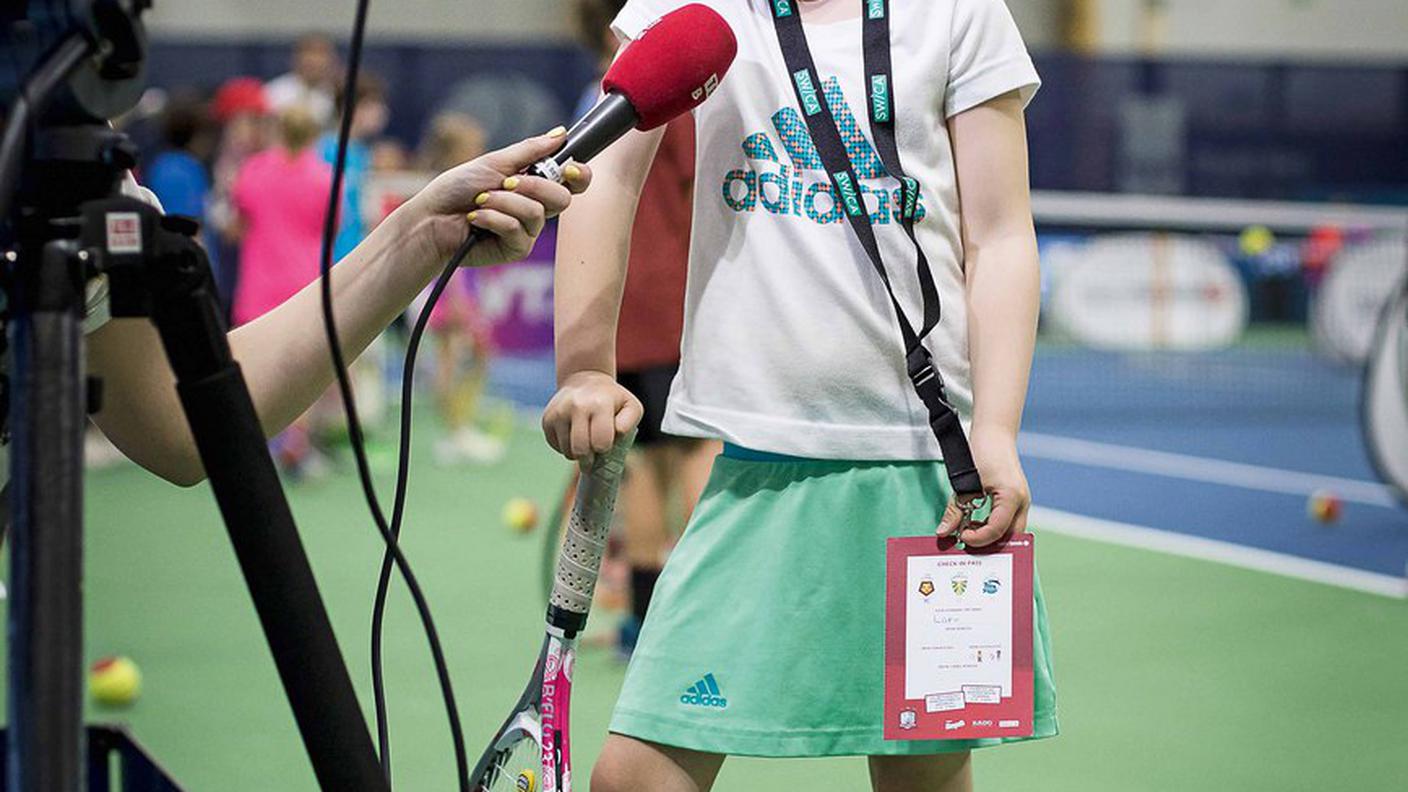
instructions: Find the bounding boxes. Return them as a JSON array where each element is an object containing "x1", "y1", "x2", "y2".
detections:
[{"x1": 602, "y1": 4, "x2": 738, "y2": 131}]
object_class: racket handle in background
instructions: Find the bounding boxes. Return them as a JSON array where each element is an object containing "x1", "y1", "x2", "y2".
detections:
[{"x1": 547, "y1": 430, "x2": 636, "y2": 635}]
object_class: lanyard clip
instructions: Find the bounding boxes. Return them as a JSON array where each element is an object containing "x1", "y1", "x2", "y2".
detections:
[{"x1": 906, "y1": 347, "x2": 943, "y2": 394}]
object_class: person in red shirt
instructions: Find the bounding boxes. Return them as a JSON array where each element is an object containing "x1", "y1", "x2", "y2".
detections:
[{"x1": 574, "y1": 0, "x2": 720, "y2": 653}]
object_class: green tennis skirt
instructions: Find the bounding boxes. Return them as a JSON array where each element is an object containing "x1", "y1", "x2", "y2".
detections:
[{"x1": 610, "y1": 446, "x2": 1060, "y2": 757}]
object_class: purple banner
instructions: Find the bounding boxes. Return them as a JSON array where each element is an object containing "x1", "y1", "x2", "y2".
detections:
[{"x1": 477, "y1": 224, "x2": 558, "y2": 354}]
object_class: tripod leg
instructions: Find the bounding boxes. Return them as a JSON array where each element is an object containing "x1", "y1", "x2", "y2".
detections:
[
  {"x1": 7, "y1": 240, "x2": 87, "y2": 791},
  {"x1": 147, "y1": 247, "x2": 388, "y2": 792}
]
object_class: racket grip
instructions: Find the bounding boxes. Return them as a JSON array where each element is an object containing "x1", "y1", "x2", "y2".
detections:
[{"x1": 548, "y1": 430, "x2": 636, "y2": 630}]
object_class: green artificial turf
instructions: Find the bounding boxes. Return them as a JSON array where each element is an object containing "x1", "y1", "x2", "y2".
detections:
[{"x1": 4, "y1": 420, "x2": 1406, "y2": 790}]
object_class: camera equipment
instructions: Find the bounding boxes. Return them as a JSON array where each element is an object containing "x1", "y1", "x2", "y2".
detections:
[{"x1": 2, "y1": 3, "x2": 388, "y2": 789}]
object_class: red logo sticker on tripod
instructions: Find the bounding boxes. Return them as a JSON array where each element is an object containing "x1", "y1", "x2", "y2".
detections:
[{"x1": 106, "y1": 212, "x2": 142, "y2": 254}]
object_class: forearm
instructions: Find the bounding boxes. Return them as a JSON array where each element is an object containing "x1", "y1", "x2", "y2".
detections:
[
  {"x1": 964, "y1": 229, "x2": 1039, "y2": 439},
  {"x1": 949, "y1": 91, "x2": 1039, "y2": 442},
  {"x1": 231, "y1": 205, "x2": 443, "y2": 436},
  {"x1": 89, "y1": 129, "x2": 586, "y2": 486},
  {"x1": 554, "y1": 196, "x2": 630, "y2": 381},
  {"x1": 89, "y1": 206, "x2": 445, "y2": 485},
  {"x1": 554, "y1": 127, "x2": 661, "y2": 382}
]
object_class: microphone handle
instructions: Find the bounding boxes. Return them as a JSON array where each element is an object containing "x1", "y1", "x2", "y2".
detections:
[{"x1": 530, "y1": 92, "x2": 639, "y2": 182}]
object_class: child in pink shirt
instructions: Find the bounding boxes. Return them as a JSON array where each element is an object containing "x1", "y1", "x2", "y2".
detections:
[{"x1": 231, "y1": 106, "x2": 332, "y2": 326}]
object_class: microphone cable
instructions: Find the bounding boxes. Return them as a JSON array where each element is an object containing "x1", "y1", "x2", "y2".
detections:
[
  {"x1": 371, "y1": 249, "x2": 471, "y2": 781},
  {"x1": 319, "y1": 0, "x2": 478, "y2": 788}
]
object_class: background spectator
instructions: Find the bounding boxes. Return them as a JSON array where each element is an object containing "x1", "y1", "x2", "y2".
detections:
[
  {"x1": 318, "y1": 72, "x2": 389, "y2": 261},
  {"x1": 230, "y1": 105, "x2": 330, "y2": 327},
  {"x1": 145, "y1": 94, "x2": 222, "y2": 314},
  {"x1": 144, "y1": 95, "x2": 217, "y2": 220},
  {"x1": 208, "y1": 76, "x2": 272, "y2": 319},
  {"x1": 371, "y1": 138, "x2": 410, "y2": 173},
  {"x1": 416, "y1": 112, "x2": 502, "y2": 464},
  {"x1": 264, "y1": 34, "x2": 340, "y2": 127},
  {"x1": 231, "y1": 105, "x2": 335, "y2": 478}
]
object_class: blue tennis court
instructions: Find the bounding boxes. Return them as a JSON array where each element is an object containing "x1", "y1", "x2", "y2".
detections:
[{"x1": 1024, "y1": 213, "x2": 1408, "y2": 588}]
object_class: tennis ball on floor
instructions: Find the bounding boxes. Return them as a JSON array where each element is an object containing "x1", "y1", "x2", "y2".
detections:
[
  {"x1": 1307, "y1": 490, "x2": 1343, "y2": 524},
  {"x1": 90, "y1": 656, "x2": 142, "y2": 707},
  {"x1": 502, "y1": 497, "x2": 539, "y2": 533}
]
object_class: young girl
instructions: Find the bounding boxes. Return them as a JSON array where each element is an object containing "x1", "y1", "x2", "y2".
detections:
[
  {"x1": 575, "y1": 0, "x2": 721, "y2": 657},
  {"x1": 543, "y1": 1, "x2": 1057, "y2": 790},
  {"x1": 416, "y1": 113, "x2": 505, "y2": 464},
  {"x1": 231, "y1": 106, "x2": 338, "y2": 476},
  {"x1": 231, "y1": 105, "x2": 331, "y2": 328}
]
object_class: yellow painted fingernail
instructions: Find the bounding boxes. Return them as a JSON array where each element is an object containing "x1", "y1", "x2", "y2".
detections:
[
  {"x1": 475, "y1": 192, "x2": 490, "y2": 206},
  {"x1": 547, "y1": 125, "x2": 567, "y2": 138},
  {"x1": 503, "y1": 176, "x2": 520, "y2": 190},
  {"x1": 467, "y1": 211, "x2": 478, "y2": 223},
  {"x1": 564, "y1": 164, "x2": 582, "y2": 181}
]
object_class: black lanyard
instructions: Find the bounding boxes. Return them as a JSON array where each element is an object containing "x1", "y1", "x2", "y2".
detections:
[{"x1": 770, "y1": 0, "x2": 982, "y2": 498}]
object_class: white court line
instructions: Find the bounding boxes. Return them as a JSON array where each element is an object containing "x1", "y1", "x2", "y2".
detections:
[
  {"x1": 1021, "y1": 432, "x2": 1402, "y2": 509},
  {"x1": 1032, "y1": 506, "x2": 1408, "y2": 599}
]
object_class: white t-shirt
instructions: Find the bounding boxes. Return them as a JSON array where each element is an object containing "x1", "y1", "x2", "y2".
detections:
[
  {"x1": 613, "y1": 0, "x2": 1040, "y2": 460},
  {"x1": 264, "y1": 73, "x2": 336, "y2": 127}
]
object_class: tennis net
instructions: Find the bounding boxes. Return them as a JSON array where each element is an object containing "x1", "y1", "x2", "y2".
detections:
[{"x1": 1026, "y1": 192, "x2": 1408, "y2": 428}]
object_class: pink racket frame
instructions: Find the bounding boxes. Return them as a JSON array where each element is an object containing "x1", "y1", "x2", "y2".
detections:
[{"x1": 539, "y1": 634, "x2": 577, "y2": 792}]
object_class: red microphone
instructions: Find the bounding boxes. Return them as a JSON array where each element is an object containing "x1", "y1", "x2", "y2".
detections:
[{"x1": 531, "y1": 3, "x2": 737, "y2": 181}]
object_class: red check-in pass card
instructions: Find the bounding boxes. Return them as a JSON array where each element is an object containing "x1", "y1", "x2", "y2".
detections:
[{"x1": 884, "y1": 533, "x2": 1035, "y2": 741}]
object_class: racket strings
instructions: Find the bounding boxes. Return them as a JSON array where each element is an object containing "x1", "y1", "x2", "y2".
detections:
[{"x1": 482, "y1": 734, "x2": 543, "y2": 792}]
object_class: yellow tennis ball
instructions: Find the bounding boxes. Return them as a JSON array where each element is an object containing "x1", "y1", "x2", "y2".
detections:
[
  {"x1": 1239, "y1": 225, "x2": 1275, "y2": 257},
  {"x1": 502, "y1": 498, "x2": 539, "y2": 533},
  {"x1": 90, "y1": 656, "x2": 142, "y2": 707}
]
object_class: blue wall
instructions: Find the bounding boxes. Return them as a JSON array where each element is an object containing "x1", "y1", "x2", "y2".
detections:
[
  {"x1": 1026, "y1": 55, "x2": 1408, "y2": 203},
  {"x1": 144, "y1": 39, "x2": 1408, "y2": 204},
  {"x1": 144, "y1": 38, "x2": 598, "y2": 146}
]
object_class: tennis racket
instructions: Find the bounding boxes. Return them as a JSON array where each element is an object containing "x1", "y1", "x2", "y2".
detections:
[
  {"x1": 471, "y1": 430, "x2": 635, "y2": 792},
  {"x1": 539, "y1": 468, "x2": 579, "y2": 599},
  {"x1": 1361, "y1": 275, "x2": 1408, "y2": 506}
]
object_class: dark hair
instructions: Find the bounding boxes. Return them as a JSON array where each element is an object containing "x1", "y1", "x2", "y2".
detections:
[
  {"x1": 334, "y1": 70, "x2": 386, "y2": 113},
  {"x1": 161, "y1": 96, "x2": 211, "y2": 151},
  {"x1": 573, "y1": 0, "x2": 628, "y2": 58}
]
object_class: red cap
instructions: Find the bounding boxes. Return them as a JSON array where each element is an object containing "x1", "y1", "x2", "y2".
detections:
[
  {"x1": 212, "y1": 77, "x2": 269, "y2": 123},
  {"x1": 602, "y1": 4, "x2": 738, "y2": 131}
]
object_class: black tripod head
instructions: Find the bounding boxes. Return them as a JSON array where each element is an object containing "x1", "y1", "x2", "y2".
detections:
[
  {"x1": 2, "y1": 0, "x2": 150, "y2": 126},
  {"x1": 1, "y1": 1, "x2": 151, "y2": 243}
]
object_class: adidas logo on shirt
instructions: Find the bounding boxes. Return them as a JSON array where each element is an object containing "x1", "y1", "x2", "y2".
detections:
[
  {"x1": 679, "y1": 673, "x2": 729, "y2": 709},
  {"x1": 720, "y1": 76, "x2": 928, "y2": 227}
]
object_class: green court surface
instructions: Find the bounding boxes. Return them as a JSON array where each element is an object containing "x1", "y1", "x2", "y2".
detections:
[{"x1": 4, "y1": 421, "x2": 1407, "y2": 791}]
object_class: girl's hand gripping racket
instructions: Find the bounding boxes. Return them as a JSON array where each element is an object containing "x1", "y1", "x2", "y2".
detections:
[{"x1": 470, "y1": 430, "x2": 635, "y2": 792}]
